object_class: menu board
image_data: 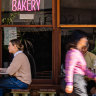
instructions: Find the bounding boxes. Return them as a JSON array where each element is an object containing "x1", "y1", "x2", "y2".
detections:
[{"x1": 4, "y1": 27, "x2": 17, "y2": 45}]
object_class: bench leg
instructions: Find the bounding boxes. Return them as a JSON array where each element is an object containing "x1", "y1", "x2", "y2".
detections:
[
  {"x1": 40, "y1": 93, "x2": 46, "y2": 96},
  {"x1": 12, "y1": 93, "x2": 19, "y2": 96},
  {"x1": 49, "y1": 93, "x2": 55, "y2": 96},
  {"x1": 22, "y1": 93, "x2": 29, "y2": 96}
]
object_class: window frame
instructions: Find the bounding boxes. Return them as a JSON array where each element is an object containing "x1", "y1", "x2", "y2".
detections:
[
  {"x1": 0, "y1": 0, "x2": 61, "y2": 86},
  {"x1": 57, "y1": 0, "x2": 96, "y2": 27}
]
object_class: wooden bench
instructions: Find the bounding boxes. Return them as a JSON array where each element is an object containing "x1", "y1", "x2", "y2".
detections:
[
  {"x1": 11, "y1": 89, "x2": 30, "y2": 96},
  {"x1": 38, "y1": 89, "x2": 56, "y2": 96}
]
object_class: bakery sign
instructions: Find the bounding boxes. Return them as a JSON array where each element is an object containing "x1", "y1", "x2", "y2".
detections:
[{"x1": 12, "y1": 0, "x2": 40, "y2": 11}]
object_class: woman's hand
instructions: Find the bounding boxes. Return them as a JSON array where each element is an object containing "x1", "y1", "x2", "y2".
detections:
[
  {"x1": 94, "y1": 77, "x2": 96, "y2": 82},
  {"x1": 65, "y1": 85, "x2": 73, "y2": 93},
  {"x1": 0, "y1": 68, "x2": 7, "y2": 73}
]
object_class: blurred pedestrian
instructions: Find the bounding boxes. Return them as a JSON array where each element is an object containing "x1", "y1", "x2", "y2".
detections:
[{"x1": 65, "y1": 30, "x2": 96, "y2": 96}]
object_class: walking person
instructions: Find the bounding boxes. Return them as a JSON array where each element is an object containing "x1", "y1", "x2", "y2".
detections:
[
  {"x1": 0, "y1": 39, "x2": 32, "y2": 96},
  {"x1": 64, "y1": 30, "x2": 96, "y2": 96}
]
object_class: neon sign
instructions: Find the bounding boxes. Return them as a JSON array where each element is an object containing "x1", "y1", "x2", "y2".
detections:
[{"x1": 12, "y1": 0, "x2": 40, "y2": 11}]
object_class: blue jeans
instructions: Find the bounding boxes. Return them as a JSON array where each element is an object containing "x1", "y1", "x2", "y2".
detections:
[{"x1": 0, "y1": 76, "x2": 28, "y2": 96}]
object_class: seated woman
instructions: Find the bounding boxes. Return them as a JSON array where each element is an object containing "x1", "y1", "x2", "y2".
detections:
[{"x1": 0, "y1": 39, "x2": 32, "y2": 96}]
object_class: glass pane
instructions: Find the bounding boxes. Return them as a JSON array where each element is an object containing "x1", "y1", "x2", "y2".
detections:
[
  {"x1": 60, "y1": 0, "x2": 96, "y2": 24},
  {"x1": 61, "y1": 28, "x2": 96, "y2": 76},
  {"x1": 2, "y1": 27, "x2": 52, "y2": 79},
  {"x1": 1, "y1": 0, "x2": 52, "y2": 25}
]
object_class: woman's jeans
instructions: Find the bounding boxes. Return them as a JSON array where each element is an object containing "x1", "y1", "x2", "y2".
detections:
[{"x1": 0, "y1": 76, "x2": 28, "y2": 96}]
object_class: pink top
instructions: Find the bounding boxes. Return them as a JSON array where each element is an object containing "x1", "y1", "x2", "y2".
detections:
[{"x1": 65, "y1": 49, "x2": 96, "y2": 86}]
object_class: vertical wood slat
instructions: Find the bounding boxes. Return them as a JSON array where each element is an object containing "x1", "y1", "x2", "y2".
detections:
[
  {"x1": 52, "y1": 28, "x2": 61, "y2": 84},
  {"x1": 52, "y1": 0, "x2": 57, "y2": 84},
  {"x1": 52, "y1": 0, "x2": 61, "y2": 85},
  {"x1": 0, "y1": 0, "x2": 2, "y2": 76},
  {"x1": 52, "y1": 0, "x2": 57, "y2": 28},
  {"x1": 0, "y1": 0, "x2": 1, "y2": 25},
  {"x1": 57, "y1": 0, "x2": 61, "y2": 84},
  {"x1": 0, "y1": 28, "x2": 2, "y2": 68},
  {"x1": 57, "y1": 0, "x2": 60, "y2": 27},
  {"x1": 58, "y1": 28, "x2": 61, "y2": 84}
]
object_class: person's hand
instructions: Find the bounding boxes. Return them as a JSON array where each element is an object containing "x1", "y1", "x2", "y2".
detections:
[
  {"x1": 0, "y1": 68, "x2": 7, "y2": 72},
  {"x1": 94, "y1": 77, "x2": 96, "y2": 82},
  {"x1": 0, "y1": 68, "x2": 4, "y2": 72},
  {"x1": 90, "y1": 87, "x2": 96, "y2": 94},
  {"x1": 65, "y1": 85, "x2": 73, "y2": 93}
]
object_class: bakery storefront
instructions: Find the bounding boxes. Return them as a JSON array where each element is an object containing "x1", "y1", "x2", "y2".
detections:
[{"x1": 0, "y1": 0, "x2": 96, "y2": 95}]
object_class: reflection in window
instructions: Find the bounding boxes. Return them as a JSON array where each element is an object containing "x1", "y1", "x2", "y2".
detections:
[
  {"x1": 61, "y1": 28, "x2": 96, "y2": 76},
  {"x1": 2, "y1": 27, "x2": 52, "y2": 79},
  {"x1": 1, "y1": 0, "x2": 52, "y2": 25},
  {"x1": 60, "y1": 0, "x2": 96, "y2": 24}
]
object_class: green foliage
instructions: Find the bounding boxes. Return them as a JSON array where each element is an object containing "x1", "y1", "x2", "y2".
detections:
[
  {"x1": 2, "y1": 12, "x2": 19, "y2": 24},
  {"x1": 91, "y1": 40, "x2": 96, "y2": 55}
]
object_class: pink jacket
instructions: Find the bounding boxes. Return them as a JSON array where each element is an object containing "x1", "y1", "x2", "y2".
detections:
[{"x1": 65, "y1": 49, "x2": 95, "y2": 86}]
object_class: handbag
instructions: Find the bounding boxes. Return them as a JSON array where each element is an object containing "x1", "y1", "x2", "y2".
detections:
[{"x1": 60, "y1": 75, "x2": 66, "y2": 92}]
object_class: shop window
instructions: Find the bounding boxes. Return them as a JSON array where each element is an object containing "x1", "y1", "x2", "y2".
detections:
[
  {"x1": 60, "y1": 0, "x2": 96, "y2": 24},
  {"x1": 61, "y1": 28, "x2": 96, "y2": 76},
  {"x1": 2, "y1": 27, "x2": 52, "y2": 79},
  {"x1": 1, "y1": 0, "x2": 52, "y2": 25}
]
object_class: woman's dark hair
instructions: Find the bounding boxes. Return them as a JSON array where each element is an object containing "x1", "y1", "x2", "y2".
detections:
[
  {"x1": 66, "y1": 30, "x2": 87, "y2": 50},
  {"x1": 10, "y1": 39, "x2": 24, "y2": 51}
]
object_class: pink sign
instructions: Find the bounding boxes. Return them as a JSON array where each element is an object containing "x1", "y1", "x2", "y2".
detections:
[{"x1": 12, "y1": 0, "x2": 40, "y2": 11}]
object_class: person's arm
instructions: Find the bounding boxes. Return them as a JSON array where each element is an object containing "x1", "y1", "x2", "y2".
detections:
[
  {"x1": 65, "y1": 51, "x2": 77, "y2": 85},
  {"x1": 85, "y1": 68, "x2": 96, "y2": 80},
  {"x1": 65, "y1": 51, "x2": 77, "y2": 93},
  {"x1": 6, "y1": 54, "x2": 23, "y2": 75},
  {"x1": 0, "y1": 68, "x2": 7, "y2": 73}
]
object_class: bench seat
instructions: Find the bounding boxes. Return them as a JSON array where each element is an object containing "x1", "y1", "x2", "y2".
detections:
[
  {"x1": 11, "y1": 89, "x2": 30, "y2": 96},
  {"x1": 38, "y1": 89, "x2": 56, "y2": 96}
]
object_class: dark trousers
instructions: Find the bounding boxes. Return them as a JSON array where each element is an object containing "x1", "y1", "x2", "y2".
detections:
[
  {"x1": 66, "y1": 74, "x2": 88, "y2": 96},
  {"x1": 0, "y1": 76, "x2": 28, "y2": 96},
  {"x1": 73, "y1": 74, "x2": 88, "y2": 96}
]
